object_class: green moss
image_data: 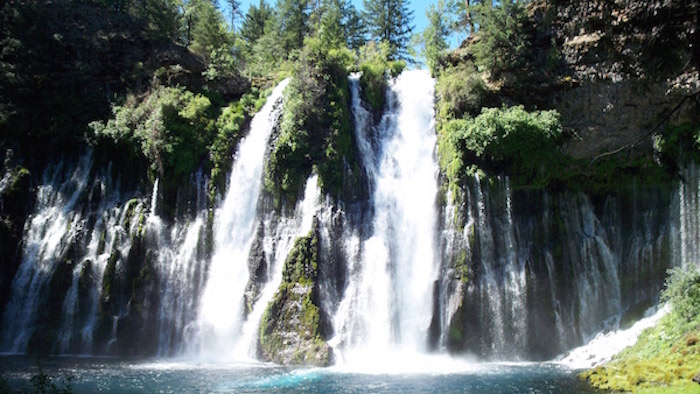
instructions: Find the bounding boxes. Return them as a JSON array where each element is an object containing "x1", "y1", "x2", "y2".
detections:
[
  {"x1": 357, "y1": 41, "x2": 406, "y2": 112},
  {"x1": 258, "y1": 225, "x2": 332, "y2": 366},
  {"x1": 265, "y1": 38, "x2": 355, "y2": 208},
  {"x1": 359, "y1": 62, "x2": 387, "y2": 111},
  {"x1": 582, "y1": 268, "x2": 700, "y2": 392},
  {"x1": 209, "y1": 88, "x2": 269, "y2": 199},
  {"x1": 101, "y1": 249, "x2": 121, "y2": 304},
  {"x1": 454, "y1": 249, "x2": 469, "y2": 283},
  {"x1": 437, "y1": 105, "x2": 564, "y2": 195}
]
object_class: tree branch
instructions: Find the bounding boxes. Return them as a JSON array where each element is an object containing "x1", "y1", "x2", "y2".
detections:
[{"x1": 589, "y1": 90, "x2": 700, "y2": 165}]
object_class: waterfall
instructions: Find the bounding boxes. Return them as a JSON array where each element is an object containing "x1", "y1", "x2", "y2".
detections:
[
  {"x1": 330, "y1": 70, "x2": 440, "y2": 364},
  {"x1": 0, "y1": 153, "x2": 149, "y2": 354},
  {"x1": 1, "y1": 155, "x2": 93, "y2": 352},
  {"x1": 438, "y1": 173, "x2": 677, "y2": 360},
  {"x1": 151, "y1": 172, "x2": 209, "y2": 356},
  {"x1": 3, "y1": 71, "x2": 700, "y2": 365},
  {"x1": 193, "y1": 78, "x2": 291, "y2": 360},
  {"x1": 677, "y1": 165, "x2": 700, "y2": 268},
  {"x1": 233, "y1": 175, "x2": 321, "y2": 360}
]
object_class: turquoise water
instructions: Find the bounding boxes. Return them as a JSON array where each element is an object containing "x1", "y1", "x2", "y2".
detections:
[{"x1": 0, "y1": 356, "x2": 598, "y2": 393}]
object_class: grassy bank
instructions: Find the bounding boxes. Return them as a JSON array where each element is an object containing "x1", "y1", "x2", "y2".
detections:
[{"x1": 582, "y1": 268, "x2": 700, "y2": 392}]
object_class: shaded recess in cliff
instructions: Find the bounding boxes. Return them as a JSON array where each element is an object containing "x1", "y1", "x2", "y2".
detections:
[{"x1": 437, "y1": 174, "x2": 679, "y2": 360}]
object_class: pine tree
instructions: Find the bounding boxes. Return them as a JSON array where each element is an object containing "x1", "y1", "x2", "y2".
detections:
[
  {"x1": 240, "y1": 0, "x2": 274, "y2": 46},
  {"x1": 275, "y1": 0, "x2": 311, "y2": 53},
  {"x1": 227, "y1": 0, "x2": 242, "y2": 32},
  {"x1": 362, "y1": 0, "x2": 414, "y2": 60},
  {"x1": 421, "y1": 0, "x2": 452, "y2": 73},
  {"x1": 182, "y1": 0, "x2": 232, "y2": 60},
  {"x1": 311, "y1": 0, "x2": 365, "y2": 51}
]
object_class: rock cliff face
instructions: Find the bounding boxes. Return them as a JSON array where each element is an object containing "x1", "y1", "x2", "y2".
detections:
[
  {"x1": 451, "y1": 0, "x2": 700, "y2": 160},
  {"x1": 547, "y1": 0, "x2": 699, "y2": 159},
  {"x1": 0, "y1": 158, "x2": 33, "y2": 333},
  {"x1": 438, "y1": 176, "x2": 677, "y2": 359}
]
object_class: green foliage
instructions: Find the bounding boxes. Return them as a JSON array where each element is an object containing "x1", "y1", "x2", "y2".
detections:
[
  {"x1": 583, "y1": 267, "x2": 700, "y2": 392},
  {"x1": 417, "y1": 0, "x2": 453, "y2": 75},
  {"x1": 91, "y1": 86, "x2": 217, "y2": 180},
  {"x1": 258, "y1": 227, "x2": 331, "y2": 366},
  {"x1": 265, "y1": 37, "x2": 354, "y2": 207},
  {"x1": 362, "y1": 0, "x2": 415, "y2": 60},
  {"x1": 437, "y1": 106, "x2": 563, "y2": 194},
  {"x1": 246, "y1": 19, "x2": 287, "y2": 76},
  {"x1": 203, "y1": 45, "x2": 241, "y2": 83},
  {"x1": 275, "y1": 0, "x2": 311, "y2": 54},
  {"x1": 240, "y1": 0, "x2": 274, "y2": 48},
  {"x1": 471, "y1": 0, "x2": 530, "y2": 78},
  {"x1": 655, "y1": 124, "x2": 700, "y2": 173},
  {"x1": 311, "y1": 0, "x2": 365, "y2": 52},
  {"x1": 209, "y1": 88, "x2": 268, "y2": 195},
  {"x1": 183, "y1": 0, "x2": 234, "y2": 61},
  {"x1": 358, "y1": 41, "x2": 405, "y2": 111},
  {"x1": 435, "y1": 61, "x2": 488, "y2": 119},
  {"x1": 90, "y1": 83, "x2": 268, "y2": 202},
  {"x1": 662, "y1": 268, "x2": 700, "y2": 327}
]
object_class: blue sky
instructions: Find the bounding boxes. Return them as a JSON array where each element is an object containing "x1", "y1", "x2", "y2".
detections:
[{"x1": 222, "y1": 0, "x2": 465, "y2": 50}]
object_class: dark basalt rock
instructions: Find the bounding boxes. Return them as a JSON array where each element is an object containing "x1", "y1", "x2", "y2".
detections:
[{"x1": 244, "y1": 221, "x2": 268, "y2": 316}]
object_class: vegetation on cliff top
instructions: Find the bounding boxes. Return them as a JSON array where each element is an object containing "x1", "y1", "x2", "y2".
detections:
[
  {"x1": 263, "y1": 37, "x2": 356, "y2": 208},
  {"x1": 582, "y1": 267, "x2": 700, "y2": 392},
  {"x1": 432, "y1": 0, "x2": 697, "y2": 199}
]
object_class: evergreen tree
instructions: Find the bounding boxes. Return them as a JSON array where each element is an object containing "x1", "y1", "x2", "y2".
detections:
[
  {"x1": 343, "y1": 4, "x2": 365, "y2": 51},
  {"x1": 470, "y1": 0, "x2": 528, "y2": 77},
  {"x1": 362, "y1": 0, "x2": 414, "y2": 60},
  {"x1": 455, "y1": 0, "x2": 491, "y2": 35},
  {"x1": 275, "y1": 0, "x2": 311, "y2": 53},
  {"x1": 227, "y1": 0, "x2": 242, "y2": 31},
  {"x1": 240, "y1": 0, "x2": 274, "y2": 46},
  {"x1": 182, "y1": 0, "x2": 233, "y2": 61},
  {"x1": 420, "y1": 0, "x2": 452, "y2": 73},
  {"x1": 311, "y1": 0, "x2": 365, "y2": 51}
]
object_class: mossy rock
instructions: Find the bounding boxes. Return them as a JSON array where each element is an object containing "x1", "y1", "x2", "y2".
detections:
[{"x1": 258, "y1": 224, "x2": 333, "y2": 366}]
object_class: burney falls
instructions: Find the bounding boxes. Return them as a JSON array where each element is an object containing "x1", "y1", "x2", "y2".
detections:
[{"x1": 1, "y1": 0, "x2": 700, "y2": 392}]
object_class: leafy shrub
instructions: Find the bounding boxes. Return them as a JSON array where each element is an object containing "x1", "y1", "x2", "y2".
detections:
[
  {"x1": 435, "y1": 61, "x2": 489, "y2": 120},
  {"x1": 655, "y1": 124, "x2": 700, "y2": 173},
  {"x1": 358, "y1": 41, "x2": 406, "y2": 111},
  {"x1": 437, "y1": 106, "x2": 563, "y2": 193},
  {"x1": 90, "y1": 86, "x2": 215, "y2": 178},
  {"x1": 92, "y1": 83, "x2": 270, "y2": 205},
  {"x1": 471, "y1": 0, "x2": 530, "y2": 79},
  {"x1": 265, "y1": 37, "x2": 355, "y2": 208},
  {"x1": 662, "y1": 267, "x2": 700, "y2": 327}
]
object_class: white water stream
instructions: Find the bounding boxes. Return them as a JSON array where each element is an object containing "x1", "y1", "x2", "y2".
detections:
[{"x1": 331, "y1": 70, "x2": 440, "y2": 366}]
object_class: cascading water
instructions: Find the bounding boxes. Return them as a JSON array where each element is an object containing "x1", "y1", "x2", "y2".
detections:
[
  {"x1": 193, "y1": 78, "x2": 292, "y2": 360},
  {"x1": 0, "y1": 155, "x2": 93, "y2": 353},
  {"x1": 1, "y1": 69, "x2": 699, "y2": 368},
  {"x1": 233, "y1": 175, "x2": 321, "y2": 360},
  {"x1": 0, "y1": 153, "x2": 149, "y2": 354},
  {"x1": 330, "y1": 70, "x2": 440, "y2": 364},
  {"x1": 438, "y1": 173, "x2": 678, "y2": 360},
  {"x1": 149, "y1": 172, "x2": 210, "y2": 356}
]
